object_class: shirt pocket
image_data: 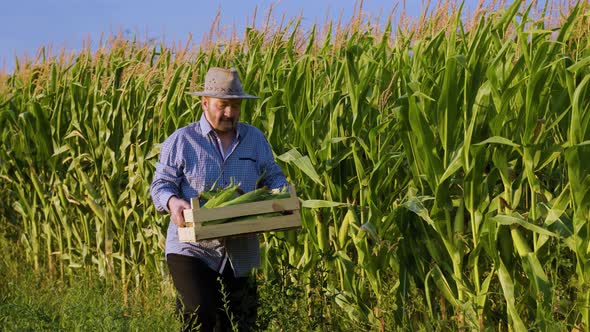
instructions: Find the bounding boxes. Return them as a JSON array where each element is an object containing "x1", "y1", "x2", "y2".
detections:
[
  {"x1": 238, "y1": 156, "x2": 260, "y2": 176},
  {"x1": 238, "y1": 156, "x2": 258, "y2": 164},
  {"x1": 233, "y1": 156, "x2": 259, "y2": 191}
]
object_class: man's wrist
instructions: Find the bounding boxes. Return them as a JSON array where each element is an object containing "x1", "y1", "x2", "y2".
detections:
[{"x1": 165, "y1": 194, "x2": 178, "y2": 212}]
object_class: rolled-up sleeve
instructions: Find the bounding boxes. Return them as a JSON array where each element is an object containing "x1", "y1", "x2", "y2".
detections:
[{"x1": 150, "y1": 136, "x2": 183, "y2": 213}]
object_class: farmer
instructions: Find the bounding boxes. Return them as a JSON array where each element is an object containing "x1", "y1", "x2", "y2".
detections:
[{"x1": 150, "y1": 67, "x2": 289, "y2": 331}]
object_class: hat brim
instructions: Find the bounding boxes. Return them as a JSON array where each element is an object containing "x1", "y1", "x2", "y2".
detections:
[{"x1": 187, "y1": 91, "x2": 259, "y2": 99}]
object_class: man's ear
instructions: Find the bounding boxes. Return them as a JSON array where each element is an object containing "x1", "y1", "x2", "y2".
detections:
[{"x1": 201, "y1": 97, "x2": 208, "y2": 110}]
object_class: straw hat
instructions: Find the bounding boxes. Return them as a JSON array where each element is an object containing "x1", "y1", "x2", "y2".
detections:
[{"x1": 187, "y1": 67, "x2": 258, "y2": 99}]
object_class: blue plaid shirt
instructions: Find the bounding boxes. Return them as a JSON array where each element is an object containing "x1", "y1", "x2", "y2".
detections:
[{"x1": 150, "y1": 114, "x2": 288, "y2": 277}]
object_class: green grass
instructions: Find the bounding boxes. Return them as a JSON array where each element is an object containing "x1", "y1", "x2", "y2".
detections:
[{"x1": 0, "y1": 235, "x2": 181, "y2": 332}]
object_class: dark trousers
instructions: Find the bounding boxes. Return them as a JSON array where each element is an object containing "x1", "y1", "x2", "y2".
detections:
[{"x1": 166, "y1": 254, "x2": 258, "y2": 332}]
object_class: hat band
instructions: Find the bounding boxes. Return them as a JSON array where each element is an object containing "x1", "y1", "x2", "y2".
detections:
[{"x1": 203, "y1": 86, "x2": 244, "y2": 94}]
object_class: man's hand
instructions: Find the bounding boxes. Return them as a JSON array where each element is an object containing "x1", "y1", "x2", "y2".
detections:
[{"x1": 167, "y1": 196, "x2": 191, "y2": 227}]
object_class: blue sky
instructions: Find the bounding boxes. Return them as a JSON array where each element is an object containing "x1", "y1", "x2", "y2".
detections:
[{"x1": 0, "y1": 0, "x2": 487, "y2": 72}]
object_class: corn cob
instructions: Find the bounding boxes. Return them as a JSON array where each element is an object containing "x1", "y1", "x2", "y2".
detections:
[
  {"x1": 266, "y1": 192, "x2": 290, "y2": 200},
  {"x1": 201, "y1": 184, "x2": 240, "y2": 208},
  {"x1": 198, "y1": 190, "x2": 215, "y2": 201},
  {"x1": 218, "y1": 187, "x2": 273, "y2": 207},
  {"x1": 201, "y1": 187, "x2": 292, "y2": 225}
]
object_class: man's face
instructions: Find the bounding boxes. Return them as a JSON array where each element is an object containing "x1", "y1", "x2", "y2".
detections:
[{"x1": 202, "y1": 97, "x2": 242, "y2": 133}]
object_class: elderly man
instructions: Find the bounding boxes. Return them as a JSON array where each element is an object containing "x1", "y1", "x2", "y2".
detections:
[{"x1": 150, "y1": 67, "x2": 288, "y2": 331}]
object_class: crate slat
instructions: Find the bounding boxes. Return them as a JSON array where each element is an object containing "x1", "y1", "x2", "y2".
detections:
[
  {"x1": 192, "y1": 211, "x2": 301, "y2": 241},
  {"x1": 178, "y1": 226, "x2": 196, "y2": 242},
  {"x1": 184, "y1": 197, "x2": 299, "y2": 223}
]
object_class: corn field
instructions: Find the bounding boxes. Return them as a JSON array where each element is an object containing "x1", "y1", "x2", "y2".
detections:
[{"x1": 1, "y1": 0, "x2": 590, "y2": 329}]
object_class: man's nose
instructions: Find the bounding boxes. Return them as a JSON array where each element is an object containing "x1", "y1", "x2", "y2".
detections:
[{"x1": 224, "y1": 106, "x2": 237, "y2": 116}]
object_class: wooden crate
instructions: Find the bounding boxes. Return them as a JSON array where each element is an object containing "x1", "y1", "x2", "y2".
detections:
[{"x1": 177, "y1": 186, "x2": 301, "y2": 242}]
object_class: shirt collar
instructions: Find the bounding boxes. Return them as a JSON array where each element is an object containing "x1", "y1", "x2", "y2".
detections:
[{"x1": 198, "y1": 113, "x2": 243, "y2": 139}]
